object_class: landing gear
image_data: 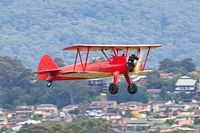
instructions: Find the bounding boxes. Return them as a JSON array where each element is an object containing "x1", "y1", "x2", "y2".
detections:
[
  {"x1": 109, "y1": 84, "x2": 118, "y2": 94},
  {"x1": 47, "y1": 81, "x2": 52, "y2": 87},
  {"x1": 127, "y1": 83, "x2": 137, "y2": 94}
]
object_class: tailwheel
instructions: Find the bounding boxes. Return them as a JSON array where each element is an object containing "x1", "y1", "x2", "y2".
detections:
[
  {"x1": 127, "y1": 83, "x2": 137, "y2": 94},
  {"x1": 109, "y1": 83, "x2": 118, "y2": 94},
  {"x1": 47, "y1": 81, "x2": 52, "y2": 87}
]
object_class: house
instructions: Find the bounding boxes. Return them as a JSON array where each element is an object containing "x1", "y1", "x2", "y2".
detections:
[
  {"x1": 146, "y1": 89, "x2": 161, "y2": 95},
  {"x1": 8, "y1": 118, "x2": 29, "y2": 125},
  {"x1": 160, "y1": 73, "x2": 173, "y2": 79},
  {"x1": 62, "y1": 105, "x2": 78, "y2": 113},
  {"x1": 35, "y1": 104, "x2": 58, "y2": 118},
  {"x1": 160, "y1": 104, "x2": 185, "y2": 112},
  {"x1": 15, "y1": 105, "x2": 35, "y2": 117},
  {"x1": 105, "y1": 113, "x2": 122, "y2": 121},
  {"x1": 88, "y1": 78, "x2": 112, "y2": 95},
  {"x1": 175, "y1": 76, "x2": 198, "y2": 94},
  {"x1": 125, "y1": 118, "x2": 150, "y2": 129},
  {"x1": 86, "y1": 110, "x2": 105, "y2": 119},
  {"x1": 0, "y1": 117, "x2": 8, "y2": 125},
  {"x1": 118, "y1": 102, "x2": 150, "y2": 113},
  {"x1": 176, "y1": 115, "x2": 196, "y2": 125},
  {"x1": 104, "y1": 113, "x2": 125, "y2": 130},
  {"x1": 36, "y1": 104, "x2": 58, "y2": 112},
  {"x1": 194, "y1": 110, "x2": 200, "y2": 115},
  {"x1": 89, "y1": 101, "x2": 117, "y2": 110},
  {"x1": 151, "y1": 101, "x2": 172, "y2": 113},
  {"x1": 159, "y1": 104, "x2": 185, "y2": 116},
  {"x1": 7, "y1": 112, "x2": 16, "y2": 119},
  {"x1": 0, "y1": 108, "x2": 6, "y2": 117},
  {"x1": 131, "y1": 75, "x2": 148, "y2": 85}
]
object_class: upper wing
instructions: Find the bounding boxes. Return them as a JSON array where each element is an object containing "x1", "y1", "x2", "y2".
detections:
[
  {"x1": 58, "y1": 71, "x2": 113, "y2": 79},
  {"x1": 63, "y1": 44, "x2": 161, "y2": 51}
]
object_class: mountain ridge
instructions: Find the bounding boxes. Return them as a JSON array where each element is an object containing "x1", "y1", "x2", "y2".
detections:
[{"x1": 0, "y1": 0, "x2": 199, "y2": 70}]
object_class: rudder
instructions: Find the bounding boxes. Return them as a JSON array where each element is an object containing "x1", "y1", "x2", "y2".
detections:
[
  {"x1": 38, "y1": 55, "x2": 58, "y2": 71},
  {"x1": 37, "y1": 55, "x2": 59, "y2": 80}
]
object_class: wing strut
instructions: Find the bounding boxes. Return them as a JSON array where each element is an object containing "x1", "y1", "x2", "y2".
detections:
[
  {"x1": 112, "y1": 48, "x2": 118, "y2": 60},
  {"x1": 142, "y1": 47, "x2": 151, "y2": 71},
  {"x1": 73, "y1": 49, "x2": 79, "y2": 71},
  {"x1": 101, "y1": 49, "x2": 111, "y2": 62},
  {"x1": 84, "y1": 47, "x2": 90, "y2": 71},
  {"x1": 78, "y1": 50, "x2": 84, "y2": 70}
]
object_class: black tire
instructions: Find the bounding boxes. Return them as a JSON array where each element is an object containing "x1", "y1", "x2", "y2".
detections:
[
  {"x1": 128, "y1": 83, "x2": 137, "y2": 94},
  {"x1": 109, "y1": 84, "x2": 118, "y2": 94},
  {"x1": 47, "y1": 82, "x2": 52, "y2": 87}
]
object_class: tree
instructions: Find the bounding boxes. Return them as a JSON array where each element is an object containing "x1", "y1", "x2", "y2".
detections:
[
  {"x1": 159, "y1": 58, "x2": 196, "y2": 74},
  {"x1": 180, "y1": 58, "x2": 195, "y2": 72},
  {"x1": 65, "y1": 122, "x2": 85, "y2": 133},
  {"x1": 159, "y1": 58, "x2": 175, "y2": 73},
  {"x1": 81, "y1": 119, "x2": 114, "y2": 133},
  {"x1": 17, "y1": 124, "x2": 53, "y2": 133}
]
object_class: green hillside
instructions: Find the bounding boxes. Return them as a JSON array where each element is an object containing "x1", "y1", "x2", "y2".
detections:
[{"x1": 0, "y1": 0, "x2": 200, "y2": 69}]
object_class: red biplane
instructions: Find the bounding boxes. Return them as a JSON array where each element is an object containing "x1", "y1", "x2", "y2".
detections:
[{"x1": 34, "y1": 44, "x2": 161, "y2": 94}]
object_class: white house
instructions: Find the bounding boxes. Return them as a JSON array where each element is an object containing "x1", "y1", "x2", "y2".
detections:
[{"x1": 175, "y1": 76, "x2": 197, "y2": 94}]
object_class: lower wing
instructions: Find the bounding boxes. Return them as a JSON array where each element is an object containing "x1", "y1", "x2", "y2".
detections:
[{"x1": 58, "y1": 71, "x2": 113, "y2": 79}]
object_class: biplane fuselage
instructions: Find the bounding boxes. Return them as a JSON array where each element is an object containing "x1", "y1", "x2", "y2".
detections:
[
  {"x1": 52, "y1": 56, "x2": 128, "y2": 80},
  {"x1": 34, "y1": 44, "x2": 161, "y2": 94}
]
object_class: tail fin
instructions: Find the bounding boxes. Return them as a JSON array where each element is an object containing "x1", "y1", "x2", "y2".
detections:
[
  {"x1": 34, "y1": 55, "x2": 59, "y2": 80},
  {"x1": 38, "y1": 55, "x2": 58, "y2": 71}
]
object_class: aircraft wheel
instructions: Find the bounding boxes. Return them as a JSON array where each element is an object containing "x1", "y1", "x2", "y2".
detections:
[
  {"x1": 127, "y1": 83, "x2": 137, "y2": 94},
  {"x1": 109, "y1": 84, "x2": 118, "y2": 94},
  {"x1": 47, "y1": 82, "x2": 52, "y2": 87}
]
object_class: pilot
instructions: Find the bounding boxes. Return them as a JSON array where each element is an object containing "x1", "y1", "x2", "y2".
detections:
[
  {"x1": 92, "y1": 58, "x2": 97, "y2": 62},
  {"x1": 127, "y1": 54, "x2": 139, "y2": 72}
]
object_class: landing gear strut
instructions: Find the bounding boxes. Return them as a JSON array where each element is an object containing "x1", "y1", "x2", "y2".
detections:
[
  {"x1": 109, "y1": 83, "x2": 118, "y2": 94},
  {"x1": 47, "y1": 81, "x2": 52, "y2": 87},
  {"x1": 127, "y1": 83, "x2": 137, "y2": 94}
]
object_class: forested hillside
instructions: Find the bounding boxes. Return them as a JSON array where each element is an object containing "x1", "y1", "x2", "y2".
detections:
[{"x1": 0, "y1": 0, "x2": 200, "y2": 69}]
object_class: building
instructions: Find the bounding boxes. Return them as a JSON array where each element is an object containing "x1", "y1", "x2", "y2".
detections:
[
  {"x1": 0, "y1": 117, "x2": 8, "y2": 126},
  {"x1": 176, "y1": 115, "x2": 197, "y2": 125},
  {"x1": 62, "y1": 105, "x2": 79, "y2": 113},
  {"x1": 131, "y1": 75, "x2": 148, "y2": 85},
  {"x1": 36, "y1": 104, "x2": 58, "y2": 113},
  {"x1": 146, "y1": 89, "x2": 161, "y2": 95},
  {"x1": 118, "y1": 102, "x2": 150, "y2": 113},
  {"x1": 88, "y1": 78, "x2": 112, "y2": 95},
  {"x1": 89, "y1": 101, "x2": 117, "y2": 110},
  {"x1": 151, "y1": 101, "x2": 172, "y2": 113},
  {"x1": 0, "y1": 108, "x2": 6, "y2": 117},
  {"x1": 35, "y1": 104, "x2": 58, "y2": 118},
  {"x1": 15, "y1": 106, "x2": 35, "y2": 117},
  {"x1": 125, "y1": 118, "x2": 150, "y2": 130},
  {"x1": 175, "y1": 76, "x2": 198, "y2": 94},
  {"x1": 160, "y1": 73, "x2": 173, "y2": 79},
  {"x1": 159, "y1": 104, "x2": 185, "y2": 116}
]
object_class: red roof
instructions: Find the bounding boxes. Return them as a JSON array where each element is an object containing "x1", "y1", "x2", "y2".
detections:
[{"x1": 146, "y1": 89, "x2": 161, "y2": 94}]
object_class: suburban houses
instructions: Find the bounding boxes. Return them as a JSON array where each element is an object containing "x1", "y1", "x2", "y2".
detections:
[
  {"x1": 0, "y1": 99, "x2": 200, "y2": 132},
  {"x1": 0, "y1": 74, "x2": 200, "y2": 132}
]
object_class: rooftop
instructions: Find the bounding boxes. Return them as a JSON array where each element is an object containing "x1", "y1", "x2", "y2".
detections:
[
  {"x1": 146, "y1": 89, "x2": 161, "y2": 94},
  {"x1": 175, "y1": 76, "x2": 197, "y2": 86},
  {"x1": 160, "y1": 104, "x2": 185, "y2": 108},
  {"x1": 37, "y1": 104, "x2": 57, "y2": 107}
]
